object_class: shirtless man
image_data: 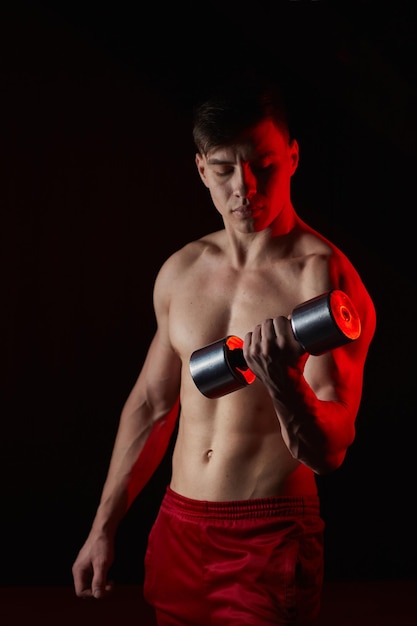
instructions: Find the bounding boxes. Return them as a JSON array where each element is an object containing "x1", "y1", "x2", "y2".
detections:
[{"x1": 72, "y1": 79, "x2": 376, "y2": 625}]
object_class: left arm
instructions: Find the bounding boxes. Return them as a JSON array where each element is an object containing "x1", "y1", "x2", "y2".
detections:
[{"x1": 244, "y1": 289, "x2": 376, "y2": 475}]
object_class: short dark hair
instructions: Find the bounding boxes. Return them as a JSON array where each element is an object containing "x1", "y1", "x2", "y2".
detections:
[{"x1": 192, "y1": 77, "x2": 290, "y2": 156}]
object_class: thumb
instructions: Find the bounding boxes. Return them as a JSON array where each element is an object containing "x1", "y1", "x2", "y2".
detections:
[{"x1": 92, "y1": 568, "x2": 113, "y2": 599}]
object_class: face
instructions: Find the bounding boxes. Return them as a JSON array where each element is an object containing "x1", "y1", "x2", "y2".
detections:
[{"x1": 195, "y1": 118, "x2": 299, "y2": 234}]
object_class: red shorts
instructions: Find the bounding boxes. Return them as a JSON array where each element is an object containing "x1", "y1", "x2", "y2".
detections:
[{"x1": 143, "y1": 486, "x2": 324, "y2": 625}]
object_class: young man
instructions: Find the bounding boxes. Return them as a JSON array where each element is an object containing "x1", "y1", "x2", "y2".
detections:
[{"x1": 72, "y1": 79, "x2": 376, "y2": 625}]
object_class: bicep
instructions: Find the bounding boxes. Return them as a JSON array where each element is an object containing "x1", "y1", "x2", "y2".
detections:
[
  {"x1": 124, "y1": 330, "x2": 182, "y2": 421},
  {"x1": 305, "y1": 269, "x2": 376, "y2": 410},
  {"x1": 304, "y1": 338, "x2": 368, "y2": 421},
  {"x1": 125, "y1": 256, "x2": 183, "y2": 418}
]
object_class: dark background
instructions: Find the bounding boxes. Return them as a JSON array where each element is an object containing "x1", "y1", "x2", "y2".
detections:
[{"x1": 2, "y1": 1, "x2": 416, "y2": 588}]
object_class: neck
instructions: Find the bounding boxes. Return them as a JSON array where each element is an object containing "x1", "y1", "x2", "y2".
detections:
[{"x1": 224, "y1": 206, "x2": 299, "y2": 268}]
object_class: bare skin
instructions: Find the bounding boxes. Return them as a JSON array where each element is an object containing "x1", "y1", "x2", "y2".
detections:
[{"x1": 72, "y1": 118, "x2": 376, "y2": 599}]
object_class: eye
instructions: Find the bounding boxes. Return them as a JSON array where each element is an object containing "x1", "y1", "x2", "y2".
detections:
[
  {"x1": 214, "y1": 166, "x2": 234, "y2": 177},
  {"x1": 252, "y1": 161, "x2": 274, "y2": 175}
]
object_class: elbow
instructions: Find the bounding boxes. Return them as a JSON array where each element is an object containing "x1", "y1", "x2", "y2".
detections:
[
  {"x1": 313, "y1": 415, "x2": 356, "y2": 474},
  {"x1": 287, "y1": 411, "x2": 356, "y2": 475},
  {"x1": 312, "y1": 449, "x2": 348, "y2": 476}
]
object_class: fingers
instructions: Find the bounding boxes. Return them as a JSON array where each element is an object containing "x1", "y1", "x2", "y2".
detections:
[
  {"x1": 246, "y1": 316, "x2": 290, "y2": 350},
  {"x1": 73, "y1": 568, "x2": 95, "y2": 599},
  {"x1": 73, "y1": 572, "x2": 114, "y2": 600},
  {"x1": 92, "y1": 577, "x2": 114, "y2": 599},
  {"x1": 243, "y1": 316, "x2": 302, "y2": 367},
  {"x1": 72, "y1": 555, "x2": 114, "y2": 600}
]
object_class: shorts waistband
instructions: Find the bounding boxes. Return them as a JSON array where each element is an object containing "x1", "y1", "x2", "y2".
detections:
[{"x1": 161, "y1": 485, "x2": 320, "y2": 520}]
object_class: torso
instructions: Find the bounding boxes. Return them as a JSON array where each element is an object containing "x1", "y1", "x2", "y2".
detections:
[{"x1": 167, "y1": 223, "x2": 340, "y2": 501}]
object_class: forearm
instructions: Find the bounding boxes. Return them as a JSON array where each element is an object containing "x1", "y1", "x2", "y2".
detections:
[
  {"x1": 90, "y1": 397, "x2": 180, "y2": 537},
  {"x1": 269, "y1": 367, "x2": 355, "y2": 475}
]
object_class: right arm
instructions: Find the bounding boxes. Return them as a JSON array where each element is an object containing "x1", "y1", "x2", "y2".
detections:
[{"x1": 72, "y1": 259, "x2": 182, "y2": 599}]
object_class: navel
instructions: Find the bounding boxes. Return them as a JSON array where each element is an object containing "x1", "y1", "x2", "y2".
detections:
[{"x1": 206, "y1": 449, "x2": 213, "y2": 460}]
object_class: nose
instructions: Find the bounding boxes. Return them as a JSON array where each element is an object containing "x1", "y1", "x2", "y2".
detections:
[{"x1": 233, "y1": 164, "x2": 257, "y2": 203}]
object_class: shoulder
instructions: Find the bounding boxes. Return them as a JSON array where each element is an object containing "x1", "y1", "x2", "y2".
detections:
[
  {"x1": 153, "y1": 230, "x2": 224, "y2": 298},
  {"x1": 159, "y1": 230, "x2": 223, "y2": 275},
  {"x1": 293, "y1": 220, "x2": 376, "y2": 342},
  {"x1": 294, "y1": 220, "x2": 359, "y2": 280}
]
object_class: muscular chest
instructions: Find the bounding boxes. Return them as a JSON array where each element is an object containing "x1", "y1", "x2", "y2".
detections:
[{"x1": 169, "y1": 263, "x2": 303, "y2": 362}]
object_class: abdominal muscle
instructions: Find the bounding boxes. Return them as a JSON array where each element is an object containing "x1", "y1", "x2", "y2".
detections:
[{"x1": 169, "y1": 384, "x2": 318, "y2": 502}]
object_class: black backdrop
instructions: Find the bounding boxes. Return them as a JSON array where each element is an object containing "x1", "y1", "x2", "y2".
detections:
[{"x1": 2, "y1": 1, "x2": 417, "y2": 587}]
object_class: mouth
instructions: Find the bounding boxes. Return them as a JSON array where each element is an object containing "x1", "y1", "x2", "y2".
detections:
[{"x1": 232, "y1": 205, "x2": 261, "y2": 218}]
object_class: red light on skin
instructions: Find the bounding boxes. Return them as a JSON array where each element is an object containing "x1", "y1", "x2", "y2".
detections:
[
  {"x1": 330, "y1": 290, "x2": 361, "y2": 341},
  {"x1": 225, "y1": 335, "x2": 256, "y2": 385}
]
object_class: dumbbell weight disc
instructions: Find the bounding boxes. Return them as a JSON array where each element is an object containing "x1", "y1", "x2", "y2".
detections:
[
  {"x1": 290, "y1": 289, "x2": 361, "y2": 356},
  {"x1": 189, "y1": 335, "x2": 256, "y2": 399}
]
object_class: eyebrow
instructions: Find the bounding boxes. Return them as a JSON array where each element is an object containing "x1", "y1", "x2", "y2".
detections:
[
  {"x1": 206, "y1": 157, "x2": 234, "y2": 165},
  {"x1": 207, "y1": 151, "x2": 276, "y2": 166}
]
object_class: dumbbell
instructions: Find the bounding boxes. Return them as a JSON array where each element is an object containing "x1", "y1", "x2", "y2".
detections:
[{"x1": 189, "y1": 289, "x2": 361, "y2": 399}]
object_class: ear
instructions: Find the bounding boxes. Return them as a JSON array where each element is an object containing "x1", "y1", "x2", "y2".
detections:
[
  {"x1": 195, "y1": 153, "x2": 210, "y2": 188},
  {"x1": 288, "y1": 139, "x2": 300, "y2": 176}
]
